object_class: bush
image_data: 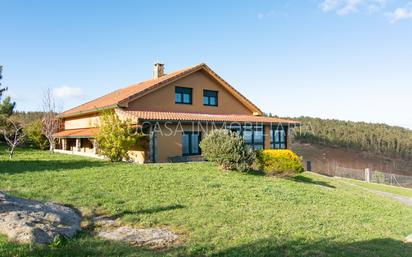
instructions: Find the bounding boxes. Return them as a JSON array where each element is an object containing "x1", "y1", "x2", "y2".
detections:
[
  {"x1": 256, "y1": 149, "x2": 304, "y2": 176},
  {"x1": 24, "y1": 119, "x2": 49, "y2": 150},
  {"x1": 199, "y1": 129, "x2": 256, "y2": 172},
  {"x1": 96, "y1": 111, "x2": 143, "y2": 162}
]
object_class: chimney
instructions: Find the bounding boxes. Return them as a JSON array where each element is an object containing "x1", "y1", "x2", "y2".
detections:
[{"x1": 153, "y1": 63, "x2": 165, "y2": 78}]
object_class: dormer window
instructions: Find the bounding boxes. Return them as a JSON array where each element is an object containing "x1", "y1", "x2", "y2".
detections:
[
  {"x1": 203, "y1": 90, "x2": 218, "y2": 106},
  {"x1": 175, "y1": 87, "x2": 192, "y2": 104}
]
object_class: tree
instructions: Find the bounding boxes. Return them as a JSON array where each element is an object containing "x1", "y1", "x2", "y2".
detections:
[
  {"x1": 0, "y1": 66, "x2": 16, "y2": 133},
  {"x1": 2, "y1": 118, "x2": 25, "y2": 159},
  {"x1": 24, "y1": 119, "x2": 49, "y2": 150},
  {"x1": 291, "y1": 116, "x2": 412, "y2": 159},
  {"x1": 96, "y1": 111, "x2": 140, "y2": 162},
  {"x1": 0, "y1": 65, "x2": 6, "y2": 96},
  {"x1": 0, "y1": 96, "x2": 16, "y2": 118},
  {"x1": 42, "y1": 89, "x2": 60, "y2": 152}
]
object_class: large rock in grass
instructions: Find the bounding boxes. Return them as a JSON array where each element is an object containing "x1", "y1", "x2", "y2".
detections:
[
  {"x1": 94, "y1": 216, "x2": 179, "y2": 248},
  {"x1": 0, "y1": 192, "x2": 81, "y2": 244},
  {"x1": 406, "y1": 234, "x2": 412, "y2": 243}
]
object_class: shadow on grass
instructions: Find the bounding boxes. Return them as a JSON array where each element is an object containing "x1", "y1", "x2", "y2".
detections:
[
  {"x1": 0, "y1": 160, "x2": 106, "y2": 174},
  {"x1": 108, "y1": 204, "x2": 186, "y2": 220},
  {"x1": 2, "y1": 235, "x2": 411, "y2": 257},
  {"x1": 0, "y1": 232, "x2": 167, "y2": 257},
  {"x1": 287, "y1": 175, "x2": 336, "y2": 189},
  {"x1": 205, "y1": 238, "x2": 412, "y2": 257}
]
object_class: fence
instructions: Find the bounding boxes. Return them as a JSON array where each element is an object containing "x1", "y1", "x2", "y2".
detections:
[
  {"x1": 306, "y1": 160, "x2": 412, "y2": 188},
  {"x1": 369, "y1": 169, "x2": 412, "y2": 188}
]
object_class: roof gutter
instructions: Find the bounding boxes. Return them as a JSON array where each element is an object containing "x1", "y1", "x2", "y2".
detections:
[
  {"x1": 57, "y1": 105, "x2": 118, "y2": 119},
  {"x1": 137, "y1": 119, "x2": 300, "y2": 126}
]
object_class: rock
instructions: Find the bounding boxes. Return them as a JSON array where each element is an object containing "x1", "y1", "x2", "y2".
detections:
[
  {"x1": 406, "y1": 234, "x2": 412, "y2": 243},
  {"x1": 93, "y1": 216, "x2": 178, "y2": 248},
  {"x1": 97, "y1": 226, "x2": 178, "y2": 248},
  {"x1": 0, "y1": 192, "x2": 81, "y2": 244}
]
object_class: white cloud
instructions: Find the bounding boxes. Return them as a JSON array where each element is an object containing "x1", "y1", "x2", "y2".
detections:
[
  {"x1": 337, "y1": 0, "x2": 362, "y2": 15},
  {"x1": 257, "y1": 10, "x2": 275, "y2": 20},
  {"x1": 320, "y1": 0, "x2": 341, "y2": 12},
  {"x1": 257, "y1": 10, "x2": 288, "y2": 20},
  {"x1": 53, "y1": 86, "x2": 84, "y2": 99},
  {"x1": 386, "y1": 4, "x2": 412, "y2": 23},
  {"x1": 319, "y1": 0, "x2": 386, "y2": 16}
]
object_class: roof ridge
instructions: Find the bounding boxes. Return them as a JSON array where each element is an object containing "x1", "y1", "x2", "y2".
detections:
[
  {"x1": 60, "y1": 64, "x2": 201, "y2": 116},
  {"x1": 59, "y1": 62, "x2": 263, "y2": 117}
]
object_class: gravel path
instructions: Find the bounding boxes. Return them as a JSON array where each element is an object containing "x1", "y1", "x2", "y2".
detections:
[{"x1": 342, "y1": 181, "x2": 412, "y2": 206}]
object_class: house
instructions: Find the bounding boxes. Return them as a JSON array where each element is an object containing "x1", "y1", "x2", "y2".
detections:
[{"x1": 54, "y1": 63, "x2": 299, "y2": 163}]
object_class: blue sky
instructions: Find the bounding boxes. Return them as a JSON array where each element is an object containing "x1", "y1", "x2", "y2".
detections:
[{"x1": 1, "y1": 0, "x2": 411, "y2": 128}]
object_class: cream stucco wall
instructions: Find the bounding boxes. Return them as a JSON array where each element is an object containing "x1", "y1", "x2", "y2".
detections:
[
  {"x1": 64, "y1": 115, "x2": 100, "y2": 129},
  {"x1": 127, "y1": 70, "x2": 253, "y2": 115}
]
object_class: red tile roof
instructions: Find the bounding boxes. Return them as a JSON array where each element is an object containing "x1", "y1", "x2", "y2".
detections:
[
  {"x1": 54, "y1": 128, "x2": 98, "y2": 138},
  {"x1": 60, "y1": 65, "x2": 200, "y2": 117},
  {"x1": 60, "y1": 63, "x2": 262, "y2": 117},
  {"x1": 117, "y1": 109, "x2": 300, "y2": 125}
]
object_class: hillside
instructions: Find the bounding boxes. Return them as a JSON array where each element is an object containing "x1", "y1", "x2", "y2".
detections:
[
  {"x1": 292, "y1": 142, "x2": 412, "y2": 176},
  {"x1": 290, "y1": 117, "x2": 412, "y2": 158},
  {"x1": 1, "y1": 148, "x2": 412, "y2": 257}
]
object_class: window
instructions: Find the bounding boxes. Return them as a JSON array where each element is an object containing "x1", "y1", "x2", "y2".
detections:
[
  {"x1": 270, "y1": 126, "x2": 286, "y2": 149},
  {"x1": 175, "y1": 87, "x2": 192, "y2": 104},
  {"x1": 203, "y1": 90, "x2": 218, "y2": 106},
  {"x1": 246, "y1": 125, "x2": 264, "y2": 150},
  {"x1": 182, "y1": 131, "x2": 201, "y2": 155},
  {"x1": 225, "y1": 124, "x2": 264, "y2": 150}
]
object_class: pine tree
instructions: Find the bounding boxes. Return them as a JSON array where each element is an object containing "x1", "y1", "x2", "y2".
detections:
[
  {"x1": 0, "y1": 66, "x2": 16, "y2": 122},
  {"x1": 291, "y1": 116, "x2": 412, "y2": 159}
]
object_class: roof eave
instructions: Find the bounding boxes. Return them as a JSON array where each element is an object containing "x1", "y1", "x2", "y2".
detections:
[
  {"x1": 137, "y1": 118, "x2": 300, "y2": 126},
  {"x1": 58, "y1": 104, "x2": 118, "y2": 118}
]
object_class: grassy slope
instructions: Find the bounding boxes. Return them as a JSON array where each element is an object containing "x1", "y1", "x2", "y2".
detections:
[
  {"x1": 338, "y1": 177, "x2": 412, "y2": 198},
  {"x1": 0, "y1": 148, "x2": 412, "y2": 257}
]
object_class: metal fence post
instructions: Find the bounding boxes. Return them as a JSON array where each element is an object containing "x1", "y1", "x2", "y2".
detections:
[{"x1": 365, "y1": 168, "x2": 370, "y2": 183}]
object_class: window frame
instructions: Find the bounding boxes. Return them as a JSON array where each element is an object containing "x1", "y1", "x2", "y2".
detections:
[
  {"x1": 203, "y1": 90, "x2": 218, "y2": 106},
  {"x1": 175, "y1": 87, "x2": 193, "y2": 105},
  {"x1": 225, "y1": 124, "x2": 265, "y2": 150},
  {"x1": 182, "y1": 131, "x2": 202, "y2": 156},
  {"x1": 270, "y1": 126, "x2": 287, "y2": 149}
]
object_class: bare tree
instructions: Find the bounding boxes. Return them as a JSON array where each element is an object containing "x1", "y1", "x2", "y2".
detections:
[
  {"x1": 42, "y1": 88, "x2": 60, "y2": 152},
  {"x1": 2, "y1": 119, "x2": 25, "y2": 159}
]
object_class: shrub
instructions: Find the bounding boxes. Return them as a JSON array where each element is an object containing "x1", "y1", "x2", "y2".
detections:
[
  {"x1": 96, "y1": 111, "x2": 143, "y2": 162},
  {"x1": 256, "y1": 149, "x2": 304, "y2": 176},
  {"x1": 24, "y1": 119, "x2": 49, "y2": 150},
  {"x1": 199, "y1": 129, "x2": 256, "y2": 172}
]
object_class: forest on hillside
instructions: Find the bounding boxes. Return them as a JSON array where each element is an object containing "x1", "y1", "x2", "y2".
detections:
[{"x1": 290, "y1": 117, "x2": 412, "y2": 159}]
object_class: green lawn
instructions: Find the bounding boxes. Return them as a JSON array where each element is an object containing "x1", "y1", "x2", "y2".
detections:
[{"x1": 1, "y1": 148, "x2": 412, "y2": 257}]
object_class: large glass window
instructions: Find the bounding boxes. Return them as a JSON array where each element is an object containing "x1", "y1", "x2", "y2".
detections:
[
  {"x1": 270, "y1": 126, "x2": 286, "y2": 149},
  {"x1": 203, "y1": 90, "x2": 218, "y2": 106},
  {"x1": 225, "y1": 124, "x2": 264, "y2": 150},
  {"x1": 253, "y1": 126, "x2": 264, "y2": 150},
  {"x1": 182, "y1": 131, "x2": 201, "y2": 155},
  {"x1": 175, "y1": 87, "x2": 192, "y2": 104}
]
